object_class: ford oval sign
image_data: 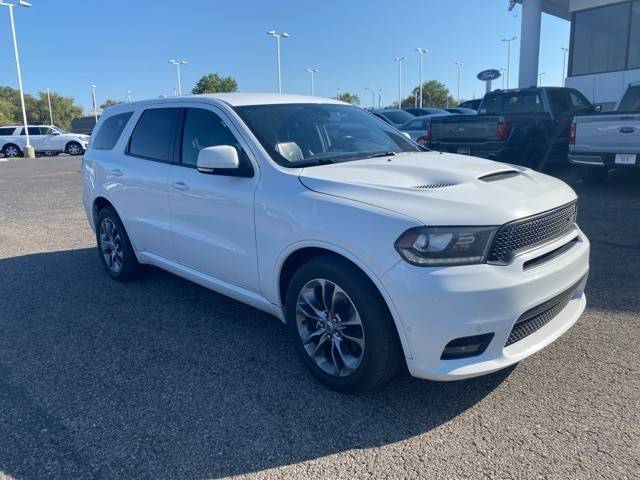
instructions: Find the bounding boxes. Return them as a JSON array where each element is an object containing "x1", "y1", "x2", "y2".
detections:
[{"x1": 477, "y1": 69, "x2": 502, "y2": 81}]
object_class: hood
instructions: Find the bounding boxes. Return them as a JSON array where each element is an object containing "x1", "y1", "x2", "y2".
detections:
[
  {"x1": 298, "y1": 151, "x2": 577, "y2": 226},
  {"x1": 60, "y1": 133, "x2": 89, "y2": 140}
]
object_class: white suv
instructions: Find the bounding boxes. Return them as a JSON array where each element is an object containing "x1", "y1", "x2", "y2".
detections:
[
  {"x1": 82, "y1": 94, "x2": 590, "y2": 391},
  {"x1": 0, "y1": 125, "x2": 89, "y2": 157}
]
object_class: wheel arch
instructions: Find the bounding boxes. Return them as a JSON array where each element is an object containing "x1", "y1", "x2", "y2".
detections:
[
  {"x1": 92, "y1": 196, "x2": 118, "y2": 228},
  {"x1": 65, "y1": 140, "x2": 83, "y2": 153},
  {"x1": 276, "y1": 243, "x2": 413, "y2": 359}
]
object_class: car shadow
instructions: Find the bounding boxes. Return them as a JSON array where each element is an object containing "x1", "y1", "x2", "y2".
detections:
[{"x1": 0, "y1": 247, "x2": 513, "y2": 479}]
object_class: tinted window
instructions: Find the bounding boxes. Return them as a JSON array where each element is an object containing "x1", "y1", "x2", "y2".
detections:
[
  {"x1": 93, "y1": 112, "x2": 133, "y2": 150},
  {"x1": 482, "y1": 92, "x2": 544, "y2": 114},
  {"x1": 548, "y1": 90, "x2": 572, "y2": 115},
  {"x1": 0, "y1": 127, "x2": 16, "y2": 136},
  {"x1": 571, "y1": 3, "x2": 630, "y2": 75},
  {"x1": 401, "y1": 118, "x2": 424, "y2": 130},
  {"x1": 21, "y1": 127, "x2": 45, "y2": 135},
  {"x1": 380, "y1": 110, "x2": 414, "y2": 124},
  {"x1": 629, "y1": 2, "x2": 640, "y2": 69},
  {"x1": 127, "y1": 108, "x2": 180, "y2": 161},
  {"x1": 181, "y1": 108, "x2": 240, "y2": 167},
  {"x1": 618, "y1": 85, "x2": 640, "y2": 111}
]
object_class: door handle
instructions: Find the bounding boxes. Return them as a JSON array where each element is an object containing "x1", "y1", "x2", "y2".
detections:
[
  {"x1": 109, "y1": 169, "x2": 123, "y2": 177},
  {"x1": 172, "y1": 181, "x2": 189, "y2": 191}
]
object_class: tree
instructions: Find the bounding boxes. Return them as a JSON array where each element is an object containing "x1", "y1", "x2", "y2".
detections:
[
  {"x1": 0, "y1": 86, "x2": 82, "y2": 130},
  {"x1": 337, "y1": 92, "x2": 360, "y2": 105},
  {"x1": 100, "y1": 99, "x2": 123, "y2": 110},
  {"x1": 401, "y1": 80, "x2": 458, "y2": 109},
  {"x1": 192, "y1": 73, "x2": 238, "y2": 94}
]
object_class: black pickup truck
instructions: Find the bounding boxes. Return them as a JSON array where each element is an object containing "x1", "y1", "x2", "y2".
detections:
[{"x1": 427, "y1": 87, "x2": 596, "y2": 169}]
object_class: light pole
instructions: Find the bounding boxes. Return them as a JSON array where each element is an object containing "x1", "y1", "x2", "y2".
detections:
[
  {"x1": 394, "y1": 57, "x2": 406, "y2": 109},
  {"x1": 168, "y1": 60, "x2": 187, "y2": 96},
  {"x1": 500, "y1": 68, "x2": 506, "y2": 89},
  {"x1": 561, "y1": 47, "x2": 569, "y2": 87},
  {"x1": 415, "y1": 48, "x2": 428, "y2": 108},
  {"x1": 538, "y1": 72, "x2": 546, "y2": 86},
  {"x1": 378, "y1": 89, "x2": 382, "y2": 108},
  {"x1": 1, "y1": 0, "x2": 34, "y2": 158},
  {"x1": 502, "y1": 36, "x2": 517, "y2": 89},
  {"x1": 90, "y1": 84, "x2": 98, "y2": 123},
  {"x1": 305, "y1": 68, "x2": 318, "y2": 96},
  {"x1": 46, "y1": 88, "x2": 53, "y2": 126},
  {"x1": 336, "y1": 87, "x2": 341, "y2": 101},
  {"x1": 267, "y1": 30, "x2": 289, "y2": 93},
  {"x1": 455, "y1": 62, "x2": 463, "y2": 104},
  {"x1": 364, "y1": 88, "x2": 375, "y2": 108},
  {"x1": 126, "y1": 90, "x2": 133, "y2": 103}
]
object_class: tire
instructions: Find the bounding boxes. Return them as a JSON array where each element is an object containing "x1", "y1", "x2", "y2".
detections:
[
  {"x1": 66, "y1": 141, "x2": 84, "y2": 156},
  {"x1": 579, "y1": 166, "x2": 608, "y2": 185},
  {"x1": 521, "y1": 140, "x2": 547, "y2": 171},
  {"x1": 95, "y1": 206, "x2": 141, "y2": 281},
  {"x1": 2, "y1": 144, "x2": 22, "y2": 158},
  {"x1": 285, "y1": 255, "x2": 403, "y2": 392}
]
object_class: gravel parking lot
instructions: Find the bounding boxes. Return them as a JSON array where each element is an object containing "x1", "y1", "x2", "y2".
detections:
[{"x1": 0, "y1": 156, "x2": 638, "y2": 480}]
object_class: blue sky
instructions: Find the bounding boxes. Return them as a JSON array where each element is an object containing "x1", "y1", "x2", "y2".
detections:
[{"x1": 0, "y1": 0, "x2": 570, "y2": 113}]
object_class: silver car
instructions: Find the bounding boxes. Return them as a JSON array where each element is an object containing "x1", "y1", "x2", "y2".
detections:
[{"x1": 399, "y1": 113, "x2": 452, "y2": 144}]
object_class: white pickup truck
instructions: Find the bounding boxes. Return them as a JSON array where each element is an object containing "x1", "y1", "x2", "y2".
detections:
[{"x1": 569, "y1": 83, "x2": 640, "y2": 184}]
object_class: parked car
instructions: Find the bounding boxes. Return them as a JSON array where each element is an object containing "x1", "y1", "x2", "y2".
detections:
[
  {"x1": 569, "y1": 82, "x2": 640, "y2": 184},
  {"x1": 458, "y1": 98, "x2": 482, "y2": 111},
  {"x1": 369, "y1": 108, "x2": 415, "y2": 128},
  {"x1": 71, "y1": 115, "x2": 99, "y2": 135},
  {"x1": 428, "y1": 87, "x2": 596, "y2": 169},
  {"x1": 83, "y1": 93, "x2": 589, "y2": 392},
  {"x1": 445, "y1": 108, "x2": 478, "y2": 115},
  {"x1": 0, "y1": 125, "x2": 90, "y2": 157},
  {"x1": 403, "y1": 107, "x2": 450, "y2": 116},
  {"x1": 399, "y1": 113, "x2": 451, "y2": 144}
]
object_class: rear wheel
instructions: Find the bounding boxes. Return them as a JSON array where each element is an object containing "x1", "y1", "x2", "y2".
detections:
[
  {"x1": 285, "y1": 255, "x2": 403, "y2": 392},
  {"x1": 579, "y1": 166, "x2": 608, "y2": 185},
  {"x1": 96, "y1": 206, "x2": 141, "y2": 281},
  {"x1": 2, "y1": 144, "x2": 21, "y2": 158}
]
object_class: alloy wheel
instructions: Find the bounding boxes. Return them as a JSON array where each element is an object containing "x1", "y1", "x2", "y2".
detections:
[
  {"x1": 68, "y1": 143, "x2": 82, "y2": 155},
  {"x1": 99, "y1": 218, "x2": 124, "y2": 273},
  {"x1": 295, "y1": 278, "x2": 365, "y2": 377},
  {"x1": 5, "y1": 146, "x2": 19, "y2": 157}
]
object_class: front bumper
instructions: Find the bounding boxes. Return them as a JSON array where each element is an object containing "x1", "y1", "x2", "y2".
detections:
[{"x1": 382, "y1": 227, "x2": 590, "y2": 381}]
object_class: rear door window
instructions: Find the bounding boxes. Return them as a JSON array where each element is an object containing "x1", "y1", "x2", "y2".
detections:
[
  {"x1": 93, "y1": 112, "x2": 133, "y2": 150},
  {"x1": 618, "y1": 85, "x2": 640, "y2": 111},
  {"x1": 0, "y1": 127, "x2": 16, "y2": 136},
  {"x1": 127, "y1": 108, "x2": 181, "y2": 161},
  {"x1": 21, "y1": 127, "x2": 46, "y2": 135}
]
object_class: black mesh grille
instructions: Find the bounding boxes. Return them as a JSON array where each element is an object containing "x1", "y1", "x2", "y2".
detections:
[
  {"x1": 505, "y1": 277, "x2": 584, "y2": 347},
  {"x1": 488, "y1": 202, "x2": 578, "y2": 264}
]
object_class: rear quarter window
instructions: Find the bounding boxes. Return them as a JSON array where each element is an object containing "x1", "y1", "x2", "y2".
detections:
[{"x1": 92, "y1": 112, "x2": 133, "y2": 150}]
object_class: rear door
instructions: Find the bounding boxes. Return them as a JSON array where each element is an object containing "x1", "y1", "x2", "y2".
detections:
[
  {"x1": 107, "y1": 107, "x2": 179, "y2": 258},
  {"x1": 21, "y1": 127, "x2": 47, "y2": 151},
  {"x1": 168, "y1": 105, "x2": 260, "y2": 291}
]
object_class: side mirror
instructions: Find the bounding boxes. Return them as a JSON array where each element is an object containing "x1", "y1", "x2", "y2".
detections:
[{"x1": 197, "y1": 145, "x2": 239, "y2": 174}]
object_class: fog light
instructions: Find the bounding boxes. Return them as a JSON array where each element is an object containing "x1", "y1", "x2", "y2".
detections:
[{"x1": 441, "y1": 333, "x2": 494, "y2": 360}]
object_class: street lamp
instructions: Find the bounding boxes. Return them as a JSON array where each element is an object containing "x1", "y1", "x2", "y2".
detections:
[
  {"x1": 127, "y1": 90, "x2": 133, "y2": 103},
  {"x1": 538, "y1": 72, "x2": 546, "y2": 86},
  {"x1": 364, "y1": 88, "x2": 376, "y2": 108},
  {"x1": 90, "y1": 84, "x2": 98, "y2": 123},
  {"x1": 46, "y1": 88, "x2": 53, "y2": 126},
  {"x1": 305, "y1": 68, "x2": 319, "y2": 96},
  {"x1": 561, "y1": 47, "x2": 569, "y2": 87},
  {"x1": 455, "y1": 62, "x2": 463, "y2": 104},
  {"x1": 267, "y1": 30, "x2": 290, "y2": 93},
  {"x1": 394, "y1": 57, "x2": 406, "y2": 109},
  {"x1": 0, "y1": 0, "x2": 34, "y2": 158},
  {"x1": 415, "y1": 48, "x2": 428, "y2": 108},
  {"x1": 500, "y1": 68, "x2": 506, "y2": 89},
  {"x1": 378, "y1": 89, "x2": 382, "y2": 108},
  {"x1": 168, "y1": 60, "x2": 187, "y2": 96},
  {"x1": 502, "y1": 36, "x2": 517, "y2": 89}
]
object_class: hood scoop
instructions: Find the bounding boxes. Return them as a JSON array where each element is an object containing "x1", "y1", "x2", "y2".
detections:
[
  {"x1": 479, "y1": 170, "x2": 521, "y2": 182},
  {"x1": 413, "y1": 182, "x2": 457, "y2": 189}
]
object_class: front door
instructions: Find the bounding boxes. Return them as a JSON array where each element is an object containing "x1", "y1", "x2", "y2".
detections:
[{"x1": 168, "y1": 106, "x2": 260, "y2": 291}]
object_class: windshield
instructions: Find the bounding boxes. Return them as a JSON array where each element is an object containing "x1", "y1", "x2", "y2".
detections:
[
  {"x1": 52, "y1": 126, "x2": 66, "y2": 134},
  {"x1": 234, "y1": 103, "x2": 421, "y2": 167},
  {"x1": 378, "y1": 110, "x2": 414, "y2": 124}
]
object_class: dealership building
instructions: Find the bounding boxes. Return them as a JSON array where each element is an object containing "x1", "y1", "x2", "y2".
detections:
[{"x1": 516, "y1": 0, "x2": 639, "y2": 110}]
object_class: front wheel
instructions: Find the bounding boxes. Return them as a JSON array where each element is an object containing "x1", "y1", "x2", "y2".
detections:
[
  {"x1": 285, "y1": 256, "x2": 403, "y2": 392},
  {"x1": 66, "y1": 141, "x2": 84, "y2": 156}
]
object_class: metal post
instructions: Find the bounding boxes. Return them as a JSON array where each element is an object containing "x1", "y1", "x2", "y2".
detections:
[
  {"x1": 561, "y1": 47, "x2": 569, "y2": 87},
  {"x1": 306, "y1": 68, "x2": 318, "y2": 96},
  {"x1": 394, "y1": 57, "x2": 405, "y2": 109},
  {"x1": 276, "y1": 36, "x2": 282, "y2": 93},
  {"x1": 502, "y1": 37, "x2": 517, "y2": 89},
  {"x1": 176, "y1": 63, "x2": 182, "y2": 95},
  {"x1": 127, "y1": 90, "x2": 132, "y2": 103},
  {"x1": 4, "y1": 2, "x2": 33, "y2": 157},
  {"x1": 455, "y1": 62, "x2": 463, "y2": 104},
  {"x1": 378, "y1": 89, "x2": 382, "y2": 108},
  {"x1": 415, "y1": 48, "x2": 427, "y2": 108},
  {"x1": 47, "y1": 88, "x2": 53, "y2": 126},
  {"x1": 365, "y1": 88, "x2": 375, "y2": 108},
  {"x1": 91, "y1": 85, "x2": 98, "y2": 123}
]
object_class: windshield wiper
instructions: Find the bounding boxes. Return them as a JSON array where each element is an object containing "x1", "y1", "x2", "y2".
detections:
[
  {"x1": 360, "y1": 151, "x2": 399, "y2": 159},
  {"x1": 295, "y1": 158, "x2": 338, "y2": 168}
]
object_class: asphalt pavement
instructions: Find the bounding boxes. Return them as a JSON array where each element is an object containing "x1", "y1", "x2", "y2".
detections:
[{"x1": 0, "y1": 156, "x2": 638, "y2": 479}]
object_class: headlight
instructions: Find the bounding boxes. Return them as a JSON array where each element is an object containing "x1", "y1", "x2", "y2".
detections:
[{"x1": 394, "y1": 226, "x2": 497, "y2": 266}]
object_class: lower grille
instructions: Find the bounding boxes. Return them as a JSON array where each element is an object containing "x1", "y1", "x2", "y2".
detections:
[{"x1": 505, "y1": 277, "x2": 585, "y2": 347}]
